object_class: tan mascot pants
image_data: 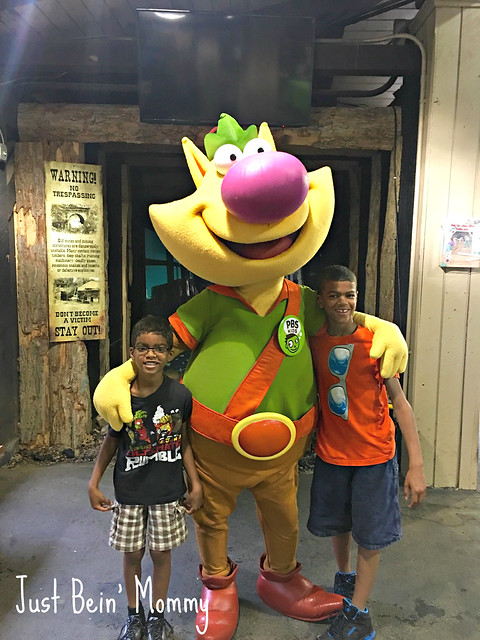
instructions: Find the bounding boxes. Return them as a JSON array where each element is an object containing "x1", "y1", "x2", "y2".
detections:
[{"x1": 190, "y1": 429, "x2": 310, "y2": 576}]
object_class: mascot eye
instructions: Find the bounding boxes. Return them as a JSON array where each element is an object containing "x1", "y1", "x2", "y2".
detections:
[
  {"x1": 213, "y1": 144, "x2": 244, "y2": 174},
  {"x1": 243, "y1": 138, "x2": 273, "y2": 156}
]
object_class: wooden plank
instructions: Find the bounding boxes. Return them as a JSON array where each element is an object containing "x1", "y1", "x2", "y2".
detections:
[
  {"x1": 121, "y1": 163, "x2": 131, "y2": 362},
  {"x1": 194, "y1": 0, "x2": 223, "y2": 10},
  {"x1": 455, "y1": 6, "x2": 480, "y2": 489},
  {"x1": 404, "y1": 3, "x2": 434, "y2": 361},
  {"x1": 14, "y1": 144, "x2": 50, "y2": 333},
  {"x1": 17, "y1": 103, "x2": 398, "y2": 151},
  {"x1": 231, "y1": 0, "x2": 251, "y2": 13},
  {"x1": 14, "y1": 2, "x2": 60, "y2": 38},
  {"x1": 248, "y1": 0, "x2": 279, "y2": 9},
  {"x1": 425, "y1": 7, "x2": 462, "y2": 488},
  {"x1": 459, "y1": 269, "x2": 480, "y2": 489},
  {"x1": 48, "y1": 341, "x2": 90, "y2": 448},
  {"x1": 274, "y1": 107, "x2": 399, "y2": 151},
  {"x1": 126, "y1": 0, "x2": 172, "y2": 10},
  {"x1": 406, "y1": 8, "x2": 461, "y2": 487},
  {"x1": 436, "y1": 272, "x2": 469, "y2": 487},
  {"x1": 0, "y1": 14, "x2": 9, "y2": 33},
  {"x1": 348, "y1": 165, "x2": 361, "y2": 285},
  {"x1": 14, "y1": 142, "x2": 51, "y2": 445},
  {"x1": 14, "y1": 139, "x2": 92, "y2": 448},
  {"x1": 448, "y1": 9, "x2": 480, "y2": 215},
  {"x1": 81, "y1": 0, "x2": 124, "y2": 37},
  {"x1": 364, "y1": 152, "x2": 382, "y2": 315},
  {"x1": 379, "y1": 138, "x2": 402, "y2": 322},
  {"x1": 96, "y1": 146, "x2": 111, "y2": 379},
  {"x1": 59, "y1": 0, "x2": 104, "y2": 37},
  {"x1": 434, "y1": 5, "x2": 479, "y2": 488},
  {"x1": 103, "y1": 0, "x2": 136, "y2": 34},
  {"x1": 332, "y1": 96, "x2": 398, "y2": 109},
  {"x1": 171, "y1": 0, "x2": 194, "y2": 10},
  {"x1": 35, "y1": 0, "x2": 82, "y2": 37},
  {"x1": 0, "y1": 7, "x2": 43, "y2": 39}
]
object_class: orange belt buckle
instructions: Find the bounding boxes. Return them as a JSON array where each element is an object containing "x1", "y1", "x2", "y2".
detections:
[{"x1": 231, "y1": 412, "x2": 296, "y2": 460}]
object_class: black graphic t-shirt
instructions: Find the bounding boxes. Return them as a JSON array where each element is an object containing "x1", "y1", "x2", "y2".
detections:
[{"x1": 108, "y1": 376, "x2": 193, "y2": 505}]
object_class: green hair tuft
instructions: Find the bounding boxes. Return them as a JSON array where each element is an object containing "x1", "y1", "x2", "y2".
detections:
[{"x1": 204, "y1": 113, "x2": 258, "y2": 160}]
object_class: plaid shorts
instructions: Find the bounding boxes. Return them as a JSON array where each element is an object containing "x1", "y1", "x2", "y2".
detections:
[{"x1": 109, "y1": 500, "x2": 188, "y2": 552}]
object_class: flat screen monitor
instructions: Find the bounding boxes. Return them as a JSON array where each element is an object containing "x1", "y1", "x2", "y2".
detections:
[{"x1": 137, "y1": 10, "x2": 315, "y2": 127}]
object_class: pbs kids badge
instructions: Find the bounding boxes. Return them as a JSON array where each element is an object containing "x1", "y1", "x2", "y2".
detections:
[{"x1": 278, "y1": 315, "x2": 305, "y2": 356}]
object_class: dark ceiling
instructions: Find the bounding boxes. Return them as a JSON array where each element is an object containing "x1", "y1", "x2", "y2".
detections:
[{"x1": 0, "y1": 0, "x2": 421, "y2": 115}]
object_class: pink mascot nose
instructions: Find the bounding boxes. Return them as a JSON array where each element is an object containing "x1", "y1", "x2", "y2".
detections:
[{"x1": 221, "y1": 151, "x2": 309, "y2": 224}]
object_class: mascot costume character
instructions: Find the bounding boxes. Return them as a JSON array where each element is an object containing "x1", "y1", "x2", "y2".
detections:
[{"x1": 93, "y1": 114, "x2": 408, "y2": 640}]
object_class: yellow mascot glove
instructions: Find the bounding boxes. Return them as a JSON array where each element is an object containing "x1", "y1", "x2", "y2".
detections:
[
  {"x1": 353, "y1": 312, "x2": 408, "y2": 379},
  {"x1": 92, "y1": 360, "x2": 137, "y2": 431}
]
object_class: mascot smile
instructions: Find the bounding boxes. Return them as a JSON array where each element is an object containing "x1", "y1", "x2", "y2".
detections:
[{"x1": 94, "y1": 113, "x2": 407, "y2": 640}]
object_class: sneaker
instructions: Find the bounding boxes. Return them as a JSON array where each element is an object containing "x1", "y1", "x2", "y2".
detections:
[
  {"x1": 118, "y1": 613, "x2": 147, "y2": 640},
  {"x1": 146, "y1": 616, "x2": 173, "y2": 640},
  {"x1": 316, "y1": 599, "x2": 375, "y2": 640},
  {"x1": 333, "y1": 571, "x2": 356, "y2": 599}
]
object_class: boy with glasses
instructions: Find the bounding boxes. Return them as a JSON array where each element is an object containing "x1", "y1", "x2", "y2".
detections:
[
  {"x1": 88, "y1": 315, "x2": 202, "y2": 640},
  {"x1": 307, "y1": 265, "x2": 426, "y2": 640}
]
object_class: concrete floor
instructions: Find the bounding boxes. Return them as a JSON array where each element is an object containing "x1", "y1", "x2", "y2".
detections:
[{"x1": 0, "y1": 461, "x2": 479, "y2": 640}]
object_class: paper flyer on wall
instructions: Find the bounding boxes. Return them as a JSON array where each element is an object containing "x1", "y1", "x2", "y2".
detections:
[
  {"x1": 45, "y1": 161, "x2": 106, "y2": 342},
  {"x1": 440, "y1": 219, "x2": 480, "y2": 268}
]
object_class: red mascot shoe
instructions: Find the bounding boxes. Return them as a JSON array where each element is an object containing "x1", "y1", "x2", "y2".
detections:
[
  {"x1": 256, "y1": 553, "x2": 343, "y2": 621},
  {"x1": 196, "y1": 558, "x2": 239, "y2": 640}
]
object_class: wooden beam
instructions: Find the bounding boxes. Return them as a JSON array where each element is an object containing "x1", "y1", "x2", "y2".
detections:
[
  {"x1": 459, "y1": 270, "x2": 480, "y2": 489},
  {"x1": 348, "y1": 165, "x2": 361, "y2": 279},
  {"x1": 18, "y1": 103, "x2": 399, "y2": 151},
  {"x1": 0, "y1": 1, "x2": 38, "y2": 9},
  {"x1": 14, "y1": 139, "x2": 92, "y2": 448},
  {"x1": 274, "y1": 107, "x2": 400, "y2": 151},
  {"x1": 121, "y1": 163, "x2": 131, "y2": 362},
  {"x1": 96, "y1": 146, "x2": 110, "y2": 380},
  {"x1": 14, "y1": 141, "x2": 50, "y2": 446},
  {"x1": 379, "y1": 138, "x2": 402, "y2": 322},
  {"x1": 364, "y1": 152, "x2": 382, "y2": 315}
]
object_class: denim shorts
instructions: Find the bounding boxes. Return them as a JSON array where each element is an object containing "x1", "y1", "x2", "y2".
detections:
[{"x1": 307, "y1": 456, "x2": 402, "y2": 550}]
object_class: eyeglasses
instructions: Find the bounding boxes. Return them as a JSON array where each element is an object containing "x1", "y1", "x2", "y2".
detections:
[
  {"x1": 134, "y1": 344, "x2": 170, "y2": 355},
  {"x1": 327, "y1": 344, "x2": 354, "y2": 421}
]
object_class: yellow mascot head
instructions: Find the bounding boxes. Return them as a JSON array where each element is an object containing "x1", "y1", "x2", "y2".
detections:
[{"x1": 149, "y1": 113, "x2": 335, "y2": 286}]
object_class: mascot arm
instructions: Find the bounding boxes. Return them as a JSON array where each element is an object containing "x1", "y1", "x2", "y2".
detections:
[
  {"x1": 93, "y1": 360, "x2": 137, "y2": 431},
  {"x1": 353, "y1": 312, "x2": 408, "y2": 379}
]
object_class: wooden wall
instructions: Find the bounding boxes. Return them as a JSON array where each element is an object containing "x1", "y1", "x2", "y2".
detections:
[
  {"x1": 14, "y1": 142, "x2": 91, "y2": 448},
  {"x1": 408, "y1": 0, "x2": 480, "y2": 488},
  {"x1": 0, "y1": 127, "x2": 18, "y2": 463}
]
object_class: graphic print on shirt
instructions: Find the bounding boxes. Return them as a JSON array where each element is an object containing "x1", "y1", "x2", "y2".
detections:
[
  {"x1": 327, "y1": 343, "x2": 354, "y2": 421},
  {"x1": 126, "y1": 405, "x2": 183, "y2": 460}
]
